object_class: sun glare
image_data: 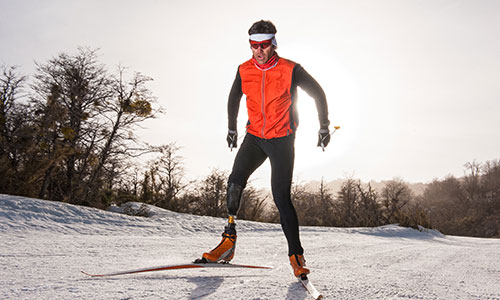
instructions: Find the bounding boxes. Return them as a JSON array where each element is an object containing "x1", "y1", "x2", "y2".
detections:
[{"x1": 286, "y1": 43, "x2": 362, "y2": 180}]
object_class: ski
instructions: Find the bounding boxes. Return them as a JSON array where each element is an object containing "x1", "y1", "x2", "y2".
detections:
[
  {"x1": 298, "y1": 274, "x2": 323, "y2": 300},
  {"x1": 81, "y1": 261, "x2": 272, "y2": 277}
]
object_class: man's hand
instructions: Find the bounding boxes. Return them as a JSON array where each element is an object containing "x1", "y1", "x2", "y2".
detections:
[
  {"x1": 227, "y1": 130, "x2": 238, "y2": 150},
  {"x1": 317, "y1": 128, "x2": 330, "y2": 151}
]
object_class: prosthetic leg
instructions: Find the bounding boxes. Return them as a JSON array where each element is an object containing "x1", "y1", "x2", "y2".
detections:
[{"x1": 200, "y1": 183, "x2": 243, "y2": 262}]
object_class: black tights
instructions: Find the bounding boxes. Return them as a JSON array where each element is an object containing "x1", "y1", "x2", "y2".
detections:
[{"x1": 228, "y1": 133, "x2": 303, "y2": 256}]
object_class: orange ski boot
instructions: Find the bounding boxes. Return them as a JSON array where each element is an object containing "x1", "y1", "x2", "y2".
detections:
[
  {"x1": 289, "y1": 254, "x2": 310, "y2": 277},
  {"x1": 202, "y1": 223, "x2": 237, "y2": 263}
]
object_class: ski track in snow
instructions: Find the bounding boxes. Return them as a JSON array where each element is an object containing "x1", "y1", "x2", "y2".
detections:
[{"x1": 1, "y1": 194, "x2": 500, "y2": 300}]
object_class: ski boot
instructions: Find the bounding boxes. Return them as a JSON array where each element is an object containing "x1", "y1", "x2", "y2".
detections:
[
  {"x1": 289, "y1": 254, "x2": 310, "y2": 278},
  {"x1": 199, "y1": 222, "x2": 237, "y2": 263}
]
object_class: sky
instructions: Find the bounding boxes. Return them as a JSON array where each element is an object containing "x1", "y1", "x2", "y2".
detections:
[{"x1": 1, "y1": 0, "x2": 499, "y2": 188}]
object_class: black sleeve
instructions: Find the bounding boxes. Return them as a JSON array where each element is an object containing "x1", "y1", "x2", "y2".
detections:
[
  {"x1": 293, "y1": 64, "x2": 330, "y2": 129},
  {"x1": 227, "y1": 67, "x2": 243, "y2": 131}
]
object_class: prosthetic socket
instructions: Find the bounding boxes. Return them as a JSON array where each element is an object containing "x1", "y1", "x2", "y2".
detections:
[{"x1": 226, "y1": 182, "x2": 243, "y2": 219}]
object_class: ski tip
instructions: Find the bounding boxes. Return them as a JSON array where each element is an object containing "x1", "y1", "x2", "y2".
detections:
[
  {"x1": 81, "y1": 270, "x2": 106, "y2": 277},
  {"x1": 81, "y1": 270, "x2": 98, "y2": 277}
]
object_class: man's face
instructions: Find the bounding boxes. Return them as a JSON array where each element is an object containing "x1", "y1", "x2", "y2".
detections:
[{"x1": 250, "y1": 40, "x2": 275, "y2": 65}]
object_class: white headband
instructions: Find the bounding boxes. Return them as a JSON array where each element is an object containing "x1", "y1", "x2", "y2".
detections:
[{"x1": 249, "y1": 33, "x2": 278, "y2": 46}]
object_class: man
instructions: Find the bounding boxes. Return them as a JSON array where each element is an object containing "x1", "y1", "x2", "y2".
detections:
[{"x1": 200, "y1": 20, "x2": 330, "y2": 278}]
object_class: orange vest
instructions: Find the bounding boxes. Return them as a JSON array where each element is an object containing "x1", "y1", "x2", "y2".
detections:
[{"x1": 239, "y1": 57, "x2": 297, "y2": 139}]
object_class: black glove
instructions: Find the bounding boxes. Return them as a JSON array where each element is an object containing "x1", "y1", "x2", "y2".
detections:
[
  {"x1": 227, "y1": 130, "x2": 238, "y2": 150},
  {"x1": 317, "y1": 128, "x2": 330, "y2": 150}
]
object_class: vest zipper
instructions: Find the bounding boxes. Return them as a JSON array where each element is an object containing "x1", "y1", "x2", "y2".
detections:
[{"x1": 260, "y1": 71, "x2": 266, "y2": 138}]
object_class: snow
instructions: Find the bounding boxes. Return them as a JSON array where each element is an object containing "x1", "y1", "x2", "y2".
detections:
[{"x1": 1, "y1": 194, "x2": 499, "y2": 300}]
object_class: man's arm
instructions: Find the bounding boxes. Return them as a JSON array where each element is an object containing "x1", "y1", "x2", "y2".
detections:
[
  {"x1": 228, "y1": 67, "x2": 243, "y2": 132},
  {"x1": 293, "y1": 64, "x2": 330, "y2": 129}
]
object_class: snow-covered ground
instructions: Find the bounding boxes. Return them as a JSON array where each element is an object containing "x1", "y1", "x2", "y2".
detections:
[{"x1": 1, "y1": 194, "x2": 499, "y2": 300}]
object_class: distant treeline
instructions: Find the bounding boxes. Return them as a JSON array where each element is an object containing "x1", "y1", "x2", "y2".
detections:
[
  {"x1": 292, "y1": 159, "x2": 500, "y2": 238},
  {"x1": 116, "y1": 153, "x2": 500, "y2": 239},
  {"x1": 1, "y1": 49, "x2": 499, "y2": 238}
]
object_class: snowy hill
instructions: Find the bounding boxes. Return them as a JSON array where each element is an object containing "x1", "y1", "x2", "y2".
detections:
[{"x1": 1, "y1": 194, "x2": 499, "y2": 300}]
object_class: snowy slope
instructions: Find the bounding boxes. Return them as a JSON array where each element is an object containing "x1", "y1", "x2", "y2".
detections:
[{"x1": 1, "y1": 194, "x2": 499, "y2": 300}]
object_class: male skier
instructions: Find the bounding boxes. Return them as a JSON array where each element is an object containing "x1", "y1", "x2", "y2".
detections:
[{"x1": 199, "y1": 20, "x2": 330, "y2": 278}]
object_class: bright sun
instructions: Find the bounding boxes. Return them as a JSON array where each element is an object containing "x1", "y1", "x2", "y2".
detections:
[{"x1": 288, "y1": 44, "x2": 362, "y2": 181}]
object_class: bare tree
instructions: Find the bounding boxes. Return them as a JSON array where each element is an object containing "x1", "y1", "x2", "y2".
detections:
[
  {"x1": 30, "y1": 48, "x2": 114, "y2": 203},
  {"x1": 356, "y1": 182, "x2": 381, "y2": 227},
  {"x1": 83, "y1": 67, "x2": 159, "y2": 204},
  {"x1": 463, "y1": 160, "x2": 482, "y2": 202},
  {"x1": 0, "y1": 65, "x2": 26, "y2": 149},
  {"x1": 291, "y1": 179, "x2": 335, "y2": 226},
  {"x1": 381, "y1": 178, "x2": 413, "y2": 224},
  {"x1": 0, "y1": 65, "x2": 28, "y2": 193},
  {"x1": 335, "y1": 178, "x2": 360, "y2": 226},
  {"x1": 29, "y1": 48, "x2": 159, "y2": 206},
  {"x1": 141, "y1": 143, "x2": 187, "y2": 211},
  {"x1": 190, "y1": 169, "x2": 228, "y2": 217}
]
